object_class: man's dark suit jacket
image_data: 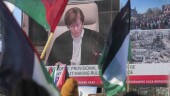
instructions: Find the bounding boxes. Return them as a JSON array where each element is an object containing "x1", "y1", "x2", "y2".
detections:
[{"x1": 47, "y1": 28, "x2": 104, "y2": 66}]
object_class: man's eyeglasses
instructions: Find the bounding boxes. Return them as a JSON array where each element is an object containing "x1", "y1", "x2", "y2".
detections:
[{"x1": 68, "y1": 22, "x2": 82, "y2": 29}]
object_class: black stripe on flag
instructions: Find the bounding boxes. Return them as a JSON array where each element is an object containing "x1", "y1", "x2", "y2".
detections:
[
  {"x1": 102, "y1": 0, "x2": 131, "y2": 74},
  {"x1": 0, "y1": 0, "x2": 36, "y2": 93}
]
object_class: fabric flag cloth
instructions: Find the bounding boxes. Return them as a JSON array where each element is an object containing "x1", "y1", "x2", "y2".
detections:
[
  {"x1": 4, "y1": 0, "x2": 68, "y2": 32},
  {"x1": 55, "y1": 64, "x2": 69, "y2": 91},
  {"x1": 0, "y1": 1, "x2": 60, "y2": 96},
  {"x1": 98, "y1": 0, "x2": 131, "y2": 96},
  {"x1": 50, "y1": 67, "x2": 58, "y2": 82},
  {"x1": 48, "y1": 67, "x2": 54, "y2": 75}
]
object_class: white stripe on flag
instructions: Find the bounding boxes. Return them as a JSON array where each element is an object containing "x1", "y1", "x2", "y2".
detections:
[
  {"x1": 33, "y1": 54, "x2": 60, "y2": 96},
  {"x1": 103, "y1": 33, "x2": 130, "y2": 86}
]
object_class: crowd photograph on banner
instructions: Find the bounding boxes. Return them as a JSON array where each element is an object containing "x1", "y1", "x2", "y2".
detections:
[
  {"x1": 0, "y1": 0, "x2": 170, "y2": 96},
  {"x1": 128, "y1": 0, "x2": 170, "y2": 95}
]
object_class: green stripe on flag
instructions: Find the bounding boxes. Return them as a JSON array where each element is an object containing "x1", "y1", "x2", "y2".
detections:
[
  {"x1": 33, "y1": 56, "x2": 60, "y2": 96},
  {"x1": 100, "y1": 73, "x2": 126, "y2": 96},
  {"x1": 99, "y1": 67, "x2": 126, "y2": 96},
  {"x1": 40, "y1": 61, "x2": 58, "y2": 89},
  {"x1": 5, "y1": 0, "x2": 50, "y2": 30}
]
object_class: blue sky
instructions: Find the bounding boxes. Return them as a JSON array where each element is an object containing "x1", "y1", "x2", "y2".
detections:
[
  {"x1": 4, "y1": 1, "x2": 21, "y2": 26},
  {"x1": 121, "y1": 0, "x2": 170, "y2": 14},
  {"x1": 13, "y1": 7, "x2": 21, "y2": 26}
]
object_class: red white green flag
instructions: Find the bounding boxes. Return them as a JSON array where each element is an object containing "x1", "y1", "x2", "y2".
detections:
[
  {"x1": 4, "y1": 0, "x2": 68, "y2": 32},
  {"x1": 56, "y1": 64, "x2": 69, "y2": 91},
  {"x1": 98, "y1": 0, "x2": 131, "y2": 95}
]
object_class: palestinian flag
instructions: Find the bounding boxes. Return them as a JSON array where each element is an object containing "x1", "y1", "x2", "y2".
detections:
[
  {"x1": 56, "y1": 64, "x2": 69, "y2": 91},
  {"x1": 98, "y1": 0, "x2": 131, "y2": 96},
  {"x1": 4, "y1": 0, "x2": 68, "y2": 32},
  {"x1": 0, "y1": 1, "x2": 60, "y2": 96}
]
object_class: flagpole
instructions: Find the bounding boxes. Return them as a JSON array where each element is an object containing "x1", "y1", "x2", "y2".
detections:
[
  {"x1": 40, "y1": 32, "x2": 53, "y2": 60},
  {"x1": 127, "y1": 0, "x2": 131, "y2": 91},
  {"x1": 126, "y1": 62, "x2": 130, "y2": 92}
]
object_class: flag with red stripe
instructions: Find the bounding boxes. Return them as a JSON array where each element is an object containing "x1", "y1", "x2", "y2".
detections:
[
  {"x1": 4, "y1": 0, "x2": 68, "y2": 32},
  {"x1": 55, "y1": 64, "x2": 69, "y2": 91}
]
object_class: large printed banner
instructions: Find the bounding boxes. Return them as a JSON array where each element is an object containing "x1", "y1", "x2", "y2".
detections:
[
  {"x1": 127, "y1": 0, "x2": 170, "y2": 86},
  {"x1": 128, "y1": 29, "x2": 170, "y2": 85},
  {"x1": 47, "y1": 29, "x2": 170, "y2": 86},
  {"x1": 46, "y1": 65, "x2": 102, "y2": 86},
  {"x1": 47, "y1": 63, "x2": 170, "y2": 86},
  {"x1": 127, "y1": 64, "x2": 170, "y2": 84}
]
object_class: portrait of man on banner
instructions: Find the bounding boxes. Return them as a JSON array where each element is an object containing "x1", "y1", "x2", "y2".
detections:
[{"x1": 46, "y1": 4, "x2": 104, "y2": 66}]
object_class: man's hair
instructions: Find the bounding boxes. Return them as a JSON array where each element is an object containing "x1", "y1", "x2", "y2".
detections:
[{"x1": 64, "y1": 7, "x2": 84, "y2": 26}]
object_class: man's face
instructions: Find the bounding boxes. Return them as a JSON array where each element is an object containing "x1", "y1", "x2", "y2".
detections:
[{"x1": 68, "y1": 19, "x2": 83, "y2": 38}]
